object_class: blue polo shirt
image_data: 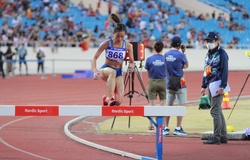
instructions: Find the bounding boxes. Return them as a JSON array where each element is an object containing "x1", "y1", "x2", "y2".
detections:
[
  {"x1": 164, "y1": 49, "x2": 188, "y2": 88},
  {"x1": 145, "y1": 53, "x2": 166, "y2": 79}
]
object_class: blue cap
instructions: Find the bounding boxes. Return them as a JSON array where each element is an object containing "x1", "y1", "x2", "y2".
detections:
[
  {"x1": 205, "y1": 32, "x2": 218, "y2": 41},
  {"x1": 171, "y1": 36, "x2": 182, "y2": 47}
]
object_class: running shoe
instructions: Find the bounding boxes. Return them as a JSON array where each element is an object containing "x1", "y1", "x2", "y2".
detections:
[
  {"x1": 103, "y1": 95, "x2": 108, "y2": 106},
  {"x1": 108, "y1": 98, "x2": 117, "y2": 106}
]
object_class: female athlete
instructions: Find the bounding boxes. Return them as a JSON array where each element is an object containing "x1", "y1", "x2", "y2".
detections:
[{"x1": 92, "y1": 13, "x2": 134, "y2": 106}]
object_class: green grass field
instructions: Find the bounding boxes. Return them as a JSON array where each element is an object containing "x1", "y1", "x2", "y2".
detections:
[{"x1": 99, "y1": 99, "x2": 250, "y2": 135}]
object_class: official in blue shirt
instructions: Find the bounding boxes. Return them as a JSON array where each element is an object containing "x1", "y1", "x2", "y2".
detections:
[
  {"x1": 163, "y1": 36, "x2": 189, "y2": 136},
  {"x1": 145, "y1": 40, "x2": 166, "y2": 132}
]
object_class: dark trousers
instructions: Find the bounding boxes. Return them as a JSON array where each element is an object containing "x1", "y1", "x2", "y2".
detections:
[
  {"x1": 0, "y1": 61, "x2": 5, "y2": 78},
  {"x1": 37, "y1": 62, "x2": 44, "y2": 74},
  {"x1": 209, "y1": 91, "x2": 227, "y2": 140}
]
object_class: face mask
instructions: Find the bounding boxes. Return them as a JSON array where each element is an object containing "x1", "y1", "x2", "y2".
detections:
[{"x1": 206, "y1": 43, "x2": 217, "y2": 50}]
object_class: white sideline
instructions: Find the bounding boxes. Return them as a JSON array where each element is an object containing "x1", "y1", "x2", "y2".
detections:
[{"x1": 64, "y1": 116, "x2": 143, "y2": 160}]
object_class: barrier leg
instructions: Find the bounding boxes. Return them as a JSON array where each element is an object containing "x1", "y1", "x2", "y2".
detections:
[
  {"x1": 147, "y1": 116, "x2": 163, "y2": 160},
  {"x1": 156, "y1": 117, "x2": 163, "y2": 160}
]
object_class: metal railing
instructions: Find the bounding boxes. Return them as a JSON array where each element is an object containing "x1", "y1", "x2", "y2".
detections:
[{"x1": 2, "y1": 59, "x2": 92, "y2": 76}]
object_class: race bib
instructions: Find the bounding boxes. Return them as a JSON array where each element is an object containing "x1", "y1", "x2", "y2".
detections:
[{"x1": 106, "y1": 49, "x2": 126, "y2": 62}]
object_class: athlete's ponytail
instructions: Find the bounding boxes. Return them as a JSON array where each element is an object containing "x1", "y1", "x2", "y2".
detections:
[
  {"x1": 110, "y1": 13, "x2": 121, "y2": 24},
  {"x1": 110, "y1": 13, "x2": 127, "y2": 34}
]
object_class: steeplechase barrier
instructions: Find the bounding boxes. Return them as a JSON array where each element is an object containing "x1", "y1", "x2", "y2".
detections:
[{"x1": 0, "y1": 105, "x2": 186, "y2": 160}]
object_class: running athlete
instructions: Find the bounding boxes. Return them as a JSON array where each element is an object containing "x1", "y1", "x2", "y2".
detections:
[{"x1": 92, "y1": 13, "x2": 134, "y2": 106}]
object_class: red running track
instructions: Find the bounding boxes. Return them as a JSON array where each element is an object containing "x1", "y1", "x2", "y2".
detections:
[{"x1": 0, "y1": 71, "x2": 250, "y2": 160}]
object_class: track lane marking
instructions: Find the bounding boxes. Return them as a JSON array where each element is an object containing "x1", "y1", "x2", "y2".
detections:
[{"x1": 0, "y1": 117, "x2": 52, "y2": 160}]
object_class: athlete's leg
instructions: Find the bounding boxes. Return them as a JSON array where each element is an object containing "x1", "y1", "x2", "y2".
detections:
[
  {"x1": 100, "y1": 67, "x2": 117, "y2": 102},
  {"x1": 115, "y1": 76, "x2": 124, "y2": 105}
]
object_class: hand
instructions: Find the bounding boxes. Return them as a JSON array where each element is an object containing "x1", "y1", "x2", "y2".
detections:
[
  {"x1": 216, "y1": 88, "x2": 224, "y2": 95},
  {"x1": 181, "y1": 45, "x2": 186, "y2": 53},
  {"x1": 93, "y1": 71, "x2": 100, "y2": 80},
  {"x1": 200, "y1": 88, "x2": 206, "y2": 96}
]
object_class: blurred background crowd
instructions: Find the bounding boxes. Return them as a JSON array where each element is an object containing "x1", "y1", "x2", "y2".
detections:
[{"x1": 0, "y1": 0, "x2": 249, "y2": 52}]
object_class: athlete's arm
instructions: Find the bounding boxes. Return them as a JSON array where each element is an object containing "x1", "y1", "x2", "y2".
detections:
[{"x1": 92, "y1": 40, "x2": 108, "y2": 72}]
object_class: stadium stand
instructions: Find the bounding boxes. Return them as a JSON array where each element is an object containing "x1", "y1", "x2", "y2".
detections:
[{"x1": 0, "y1": 0, "x2": 249, "y2": 49}]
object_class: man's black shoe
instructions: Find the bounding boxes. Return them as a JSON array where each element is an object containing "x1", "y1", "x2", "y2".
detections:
[
  {"x1": 220, "y1": 137, "x2": 228, "y2": 144},
  {"x1": 203, "y1": 137, "x2": 220, "y2": 145}
]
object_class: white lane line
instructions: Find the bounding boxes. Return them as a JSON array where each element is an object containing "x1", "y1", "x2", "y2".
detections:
[
  {"x1": 64, "y1": 116, "x2": 143, "y2": 160},
  {"x1": 0, "y1": 117, "x2": 52, "y2": 160},
  {"x1": 0, "y1": 117, "x2": 31, "y2": 130}
]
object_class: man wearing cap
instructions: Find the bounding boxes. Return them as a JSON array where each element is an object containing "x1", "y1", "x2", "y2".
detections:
[
  {"x1": 163, "y1": 36, "x2": 189, "y2": 136},
  {"x1": 201, "y1": 32, "x2": 229, "y2": 145}
]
